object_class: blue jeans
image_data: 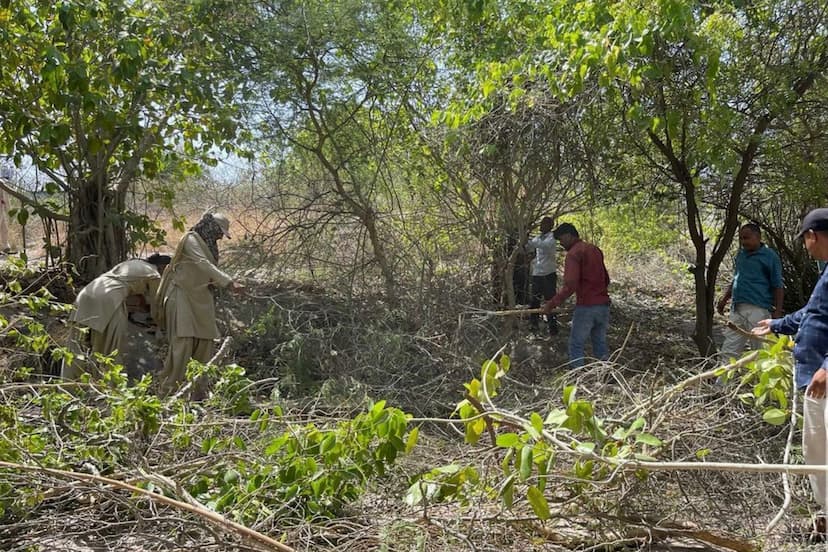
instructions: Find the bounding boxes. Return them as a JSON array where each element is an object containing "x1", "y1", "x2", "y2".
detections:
[{"x1": 569, "y1": 304, "x2": 610, "y2": 367}]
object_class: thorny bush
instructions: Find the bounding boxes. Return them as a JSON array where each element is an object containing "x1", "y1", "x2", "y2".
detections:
[{"x1": 0, "y1": 271, "x2": 419, "y2": 529}]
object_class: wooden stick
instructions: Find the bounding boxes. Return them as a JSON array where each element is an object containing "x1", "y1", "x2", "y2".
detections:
[
  {"x1": 723, "y1": 318, "x2": 775, "y2": 345},
  {"x1": 0, "y1": 460, "x2": 294, "y2": 552},
  {"x1": 486, "y1": 308, "x2": 546, "y2": 317}
]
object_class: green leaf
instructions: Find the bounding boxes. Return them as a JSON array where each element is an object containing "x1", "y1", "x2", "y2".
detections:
[
  {"x1": 526, "y1": 485, "x2": 551, "y2": 520},
  {"x1": 501, "y1": 448, "x2": 514, "y2": 475},
  {"x1": 371, "y1": 400, "x2": 387, "y2": 419},
  {"x1": 463, "y1": 379, "x2": 481, "y2": 399},
  {"x1": 482, "y1": 79, "x2": 496, "y2": 98},
  {"x1": 629, "y1": 417, "x2": 646, "y2": 433},
  {"x1": 501, "y1": 474, "x2": 515, "y2": 509},
  {"x1": 530, "y1": 412, "x2": 544, "y2": 435},
  {"x1": 563, "y1": 385, "x2": 576, "y2": 406},
  {"x1": 536, "y1": 453, "x2": 549, "y2": 492},
  {"x1": 635, "y1": 433, "x2": 662, "y2": 447},
  {"x1": 498, "y1": 355, "x2": 511, "y2": 376},
  {"x1": 404, "y1": 481, "x2": 423, "y2": 506},
  {"x1": 201, "y1": 436, "x2": 216, "y2": 453},
  {"x1": 496, "y1": 432, "x2": 521, "y2": 448},
  {"x1": 320, "y1": 434, "x2": 336, "y2": 454},
  {"x1": 575, "y1": 441, "x2": 595, "y2": 454},
  {"x1": 405, "y1": 427, "x2": 419, "y2": 453},
  {"x1": 434, "y1": 464, "x2": 462, "y2": 475},
  {"x1": 465, "y1": 417, "x2": 485, "y2": 443},
  {"x1": 519, "y1": 446, "x2": 533, "y2": 481},
  {"x1": 544, "y1": 409, "x2": 569, "y2": 427},
  {"x1": 762, "y1": 408, "x2": 788, "y2": 426},
  {"x1": 264, "y1": 436, "x2": 286, "y2": 456}
]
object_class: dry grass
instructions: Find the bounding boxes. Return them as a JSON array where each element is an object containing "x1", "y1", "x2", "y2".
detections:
[{"x1": 0, "y1": 192, "x2": 819, "y2": 552}]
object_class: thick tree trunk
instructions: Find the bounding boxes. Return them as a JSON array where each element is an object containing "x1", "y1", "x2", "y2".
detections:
[
  {"x1": 67, "y1": 180, "x2": 126, "y2": 282},
  {"x1": 691, "y1": 265, "x2": 717, "y2": 357},
  {"x1": 683, "y1": 183, "x2": 717, "y2": 357},
  {"x1": 491, "y1": 233, "x2": 529, "y2": 307},
  {"x1": 361, "y1": 208, "x2": 395, "y2": 296}
]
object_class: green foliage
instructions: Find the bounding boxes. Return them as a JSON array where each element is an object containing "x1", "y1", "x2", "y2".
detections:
[
  {"x1": 404, "y1": 464, "x2": 480, "y2": 510},
  {"x1": 0, "y1": 273, "x2": 418, "y2": 524},
  {"x1": 1, "y1": 292, "x2": 417, "y2": 524},
  {"x1": 1, "y1": 368, "x2": 417, "y2": 524},
  {"x1": 431, "y1": 0, "x2": 828, "y2": 357},
  {"x1": 407, "y1": 355, "x2": 664, "y2": 514},
  {"x1": 207, "y1": 400, "x2": 416, "y2": 521},
  {"x1": 716, "y1": 335, "x2": 795, "y2": 425},
  {"x1": 0, "y1": 0, "x2": 244, "y2": 173},
  {"x1": 0, "y1": 0, "x2": 249, "y2": 275},
  {"x1": 583, "y1": 197, "x2": 680, "y2": 259}
]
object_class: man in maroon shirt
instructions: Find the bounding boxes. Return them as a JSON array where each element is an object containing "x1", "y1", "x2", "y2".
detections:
[{"x1": 542, "y1": 223, "x2": 611, "y2": 367}]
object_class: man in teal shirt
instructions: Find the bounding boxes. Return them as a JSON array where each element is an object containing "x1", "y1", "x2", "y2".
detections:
[{"x1": 717, "y1": 223, "x2": 784, "y2": 361}]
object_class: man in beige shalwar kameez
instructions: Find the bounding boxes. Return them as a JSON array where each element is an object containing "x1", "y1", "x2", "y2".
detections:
[
  {"x1": 155, "y1": 212, "x2": 243, "y2": 396},
  {"x1": 63, "y1": 257, "x2": 167, "y2": 379}
]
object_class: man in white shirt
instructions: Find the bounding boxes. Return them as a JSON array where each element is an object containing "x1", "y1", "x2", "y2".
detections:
[{"x1": 526, "y1": 216, "x2": 558, "y2": 336}]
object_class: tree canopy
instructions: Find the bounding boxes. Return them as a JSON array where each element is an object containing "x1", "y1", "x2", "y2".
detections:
[{"x1": 0, "y1": 0, "x2": 246, "y2": 279}]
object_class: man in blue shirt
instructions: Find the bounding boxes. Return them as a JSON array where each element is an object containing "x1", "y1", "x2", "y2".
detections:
[
  {"x1": 754, "y1": 208, "x2": 828, "y2": 541},
  {"x1": 717, "y1": 223, "x2": 784, "y2": 361}
]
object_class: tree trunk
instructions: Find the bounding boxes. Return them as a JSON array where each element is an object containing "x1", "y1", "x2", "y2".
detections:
[
  {"x1": 361, "y1": 208, "x2": 395, "y2": 296},
  {"x1": 491, "y1": 233, "x2": 530, "y2": 307},
  {"x1": 679, "y1": 166, "x2": 718, "y2": 357},
  {"x1": 691, "y1": 264, "x2": 717, "y2": 357},
  {"x1": 67, "y1": 180, "x2": 126, "y2": 282}
]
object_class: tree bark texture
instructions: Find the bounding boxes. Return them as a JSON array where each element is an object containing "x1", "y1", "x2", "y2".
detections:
[{"x1": 67, "y1": 180, "x2": 126, "y2": 282}]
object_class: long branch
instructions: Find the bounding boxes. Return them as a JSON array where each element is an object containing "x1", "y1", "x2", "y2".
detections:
[
  {"x1": 0, "y1": 178, "x2": 70, "y2": 222},
  {"x1": 0, "y1": 460, "x2": 294, "y2": 552}
]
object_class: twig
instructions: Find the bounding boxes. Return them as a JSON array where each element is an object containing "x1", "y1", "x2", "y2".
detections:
[
  {"x1": 765, "y1": 367, "x2": 798, "y2": 532},
  {"x1": 723, "y1": 318, "x2": 774, "y2": 345},
  {"x1": 621, "y1": 518, "x2": 759, "y2": 552},
  {"x1": 170, "y1": 336, "x2": 233, "y2": 401},
  {"x1": 476, "y1": 400, "x2": 828, "y2": 476},
  {"x1": 608, "y1": 321, "x2": 635, "y2": 364},
  {"x1": 0, "y1": 460, "x2": 294, "y2": 552},
  {"x1": 461, "y1": 307, "x2": 546, "y2": 321},
  {"x1": 425, "y1": 517, "x2": 477, "y2": 552},
  {"x1": 620, "y1": 350, "x2": 761, "y2": 423},
  {"x1": 484, "y1": 307, "x2": 545, "y2": 317}
]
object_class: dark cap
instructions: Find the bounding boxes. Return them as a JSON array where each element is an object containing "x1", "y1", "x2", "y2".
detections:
[
  {"x1": 552, "y1": 222, "x2": 579, "y2": 239},
  {"x1": 795, "y1": 208, "x2": 828, "y2": 239},
  {"x1": 146, "y1": 253, "x2": 172, "y2": 266}
]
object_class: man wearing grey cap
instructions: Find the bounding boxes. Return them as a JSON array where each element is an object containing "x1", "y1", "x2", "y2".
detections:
[{"x1": 754, "y1": 207, "x2": 828, "y2": 542}]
